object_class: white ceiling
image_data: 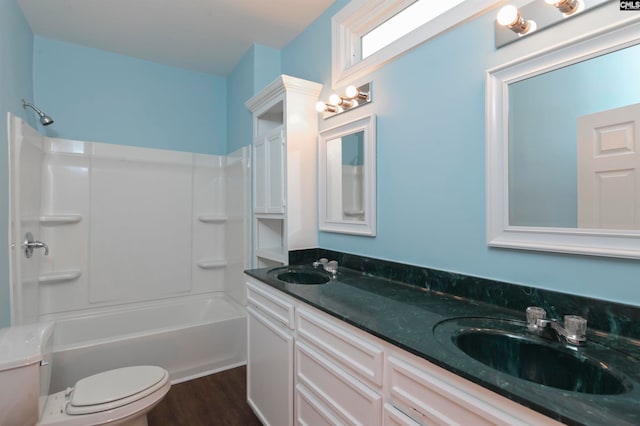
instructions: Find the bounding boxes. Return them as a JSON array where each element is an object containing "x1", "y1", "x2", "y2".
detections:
[{"x1": 18, "y1": 0, "x2": 336, "y2": 76}]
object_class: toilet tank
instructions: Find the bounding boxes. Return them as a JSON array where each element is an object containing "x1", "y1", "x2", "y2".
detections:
[{"x1": 0, "y1": 322, "x2": 54, "y2": 426}]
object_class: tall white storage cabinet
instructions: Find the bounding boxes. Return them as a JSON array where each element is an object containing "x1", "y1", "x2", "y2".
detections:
[{"x1": 246, "y1": 75, "x2": 323, "y2": 268}]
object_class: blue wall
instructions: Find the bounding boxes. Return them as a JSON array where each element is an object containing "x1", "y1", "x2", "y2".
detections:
[
  {"x1": 0, "y1": 0, "x2": 34, "y2": 327},
  {"x1": 227, "y1": 45, "x2": 281, "y2": 153},
  {"x1": 281, "y1": 3, "x2": 640, "y2": 307},
  {"x1": 227, "y1": 46, "x2": 255, "y2": 154},
  {"x1": 33, "y1": 37, "x2": 227, "y2": 154}
]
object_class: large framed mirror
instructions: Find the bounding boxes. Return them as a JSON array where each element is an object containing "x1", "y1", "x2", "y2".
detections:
[
  {"x1": 319, "y1": 114, "x2": 376, "y2": 236},
  {"x1": 487, "y1": 19, "x2": 640, "y2": 259}
]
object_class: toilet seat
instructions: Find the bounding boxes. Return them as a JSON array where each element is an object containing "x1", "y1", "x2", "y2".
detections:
[{"x1": 67, "y1": 366, "x2": 168, "y2": 415}]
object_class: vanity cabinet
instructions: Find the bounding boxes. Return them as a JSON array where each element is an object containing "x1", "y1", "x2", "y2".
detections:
[
  {"x1": 246, "y1": 280, "x2": 295, "y2": 426},
  {"x1": 245, "y1": 275, "x2": 562, "y2": 426},
  {"x1": 383, "y1": 403, "x2": 422, "y2": 426},
  {"x1": 386, "y1": 352, "x2": 559, "y2": 426},
  {"x1": 246, "y1": 75, "x2": 322, "y2": 268},
  {"x1": 295, "y1": 306, "x2": 384, "y2": 425}
]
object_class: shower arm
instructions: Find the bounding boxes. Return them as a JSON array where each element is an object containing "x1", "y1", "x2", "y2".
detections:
[
  {"x1": 22, "y1": 99, "x2": 45, "y2": 115},
  {"x1": 21, "y1": 99, "x2": 54, "y2": 126}
]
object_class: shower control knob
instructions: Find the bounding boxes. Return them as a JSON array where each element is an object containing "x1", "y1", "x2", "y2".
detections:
[{"x1": 22, "y1": 232, "x2": 49, "y2": 258}]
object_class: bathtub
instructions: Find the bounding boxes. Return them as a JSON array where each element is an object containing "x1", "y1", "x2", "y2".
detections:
[{"x1": 46, "y1": 294, "x2": 247, "y2": 392}]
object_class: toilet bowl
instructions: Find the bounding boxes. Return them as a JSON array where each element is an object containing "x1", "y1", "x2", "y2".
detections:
[{"x1": 0, "y1": 322, "x2": 170, "y2": 426}]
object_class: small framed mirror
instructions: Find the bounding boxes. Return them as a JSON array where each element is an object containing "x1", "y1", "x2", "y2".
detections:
[
  {"x1": 319, "y1": 114, "x2": 376, "y2": 236},
  {"x1": 487, "y1": 20, "x2": 640, "y2": 259}
]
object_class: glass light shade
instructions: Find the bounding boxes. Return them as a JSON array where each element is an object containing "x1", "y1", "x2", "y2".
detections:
[
  {"x1": 315, "y1": 101, "x2": 327, "y2": 112},
  {"x1": 328, "y1": 94, "x2": 341, "y2": 106}
]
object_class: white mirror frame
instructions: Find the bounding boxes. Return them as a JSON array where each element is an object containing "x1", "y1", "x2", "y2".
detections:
[
  {"x1": 487, "y1": 19, "x2": 640, "y2": 260},
  {"x1": 319, "y1": 114, "x2": 376, "y2": 236}
]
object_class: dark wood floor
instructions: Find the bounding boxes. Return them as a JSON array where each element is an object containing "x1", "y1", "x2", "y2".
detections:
[{"x1": 148, "y1": 365, "x2": 262, "y2": 426}]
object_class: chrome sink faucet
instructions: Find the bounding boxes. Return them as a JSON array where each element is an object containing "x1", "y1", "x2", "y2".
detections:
[
  {"x1": 526, "y1": 306, "x2": 588, "y2": 346},
  {"x1": 312, "y1": 258, "x2": 338, "y2": 278}
]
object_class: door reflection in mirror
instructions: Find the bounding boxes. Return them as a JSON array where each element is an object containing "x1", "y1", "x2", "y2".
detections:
[{"x1": 326, "y1": 131, "x2": 365, "y2": 222}]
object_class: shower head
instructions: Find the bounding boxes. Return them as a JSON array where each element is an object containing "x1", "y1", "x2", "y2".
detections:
[{"x1": 21, "y1": 99, "x2": 54, "y2": 126}]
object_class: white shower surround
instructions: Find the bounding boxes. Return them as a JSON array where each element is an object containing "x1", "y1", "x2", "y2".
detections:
[{"x1": 9, "y1": 114, "x2": 250, "y2": 387}]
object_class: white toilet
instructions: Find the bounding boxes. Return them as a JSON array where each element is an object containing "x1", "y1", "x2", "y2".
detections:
[{"x1": 0, "y1": 322, "x2": 170, "y2": 426}]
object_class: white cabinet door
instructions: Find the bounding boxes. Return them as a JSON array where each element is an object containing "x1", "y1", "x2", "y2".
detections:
[
  {"x1": 247, "y1": 306, "x2": 294, "y2": 426},
  {"x1": 266, "y1": 129, "x2": 285, "y2": 213},
  {"x1": 253, "y1": 137, "x2": 267, "y2": 214},
  {"x1": 253, "y1": 129, "x2": 285, "y2": 215}
]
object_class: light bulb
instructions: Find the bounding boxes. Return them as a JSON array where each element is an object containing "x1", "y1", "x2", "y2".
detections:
[
  {"x1": 345, "y1": 85, "x2": 358, "y2": 99},
  {"x1": 546, "y1": 0, "x2": 583, "y2": 15},
  {"x1": 315, "y1": 101, "x2": 338, "y2": 113},
  {"x1": 315, "y1": 101, "x2": 327, "y2": 112},
  {"x1": 497, "y1": 5, "x2": 519, "y2": 27},
  {"x1": 328, "y1": 94, "x2": 341, "y2": 106}
]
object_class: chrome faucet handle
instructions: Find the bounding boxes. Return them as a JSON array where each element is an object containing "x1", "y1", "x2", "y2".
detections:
[
  {"x1": 313, "y1": 258, "x2": 329, "y2": 268},
  {"x1": 526, "y1": 306, "x2": 547, "y2": 331},
  {"x1": 563, "y1": 315, "x2": 587, "y2": 342}
]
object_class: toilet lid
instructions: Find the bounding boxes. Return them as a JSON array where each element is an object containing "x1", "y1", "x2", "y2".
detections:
[{"x1": 67, "y1": 365, "x2": 168, "y2": 415}]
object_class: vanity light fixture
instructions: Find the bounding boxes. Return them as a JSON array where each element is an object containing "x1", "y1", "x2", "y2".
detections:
[
  {"x1": 496, "y1": 5, "x2": 536, "y2": 35},
  {"x1": 329, "y1": 93, "x2": 356, "y2": 108},
  {"x1": 495, "y1": 0, "x2": 607, "y2": 48},
  {"x1": 316, "y1": 82, "x2": 372, "y2": 119},
  {"x1": 545, "y1": 0, "x2": 584, "y2": 16},
  {"x1": 316, "y1": 102, "x2": 339, "y2": 113}
]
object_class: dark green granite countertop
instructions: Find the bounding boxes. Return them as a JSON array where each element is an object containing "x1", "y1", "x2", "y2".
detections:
[{"x1": 246, "y1": 262, "x2": 640, "y2": 426}]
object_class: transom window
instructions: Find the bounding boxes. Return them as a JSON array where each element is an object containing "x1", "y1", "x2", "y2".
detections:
[
  {"x1": 332, "y1": 0, "x2": 499, "y2": 88},
  {"x1": 361, "y1": 0, "x2": 465, "y2": 59}
]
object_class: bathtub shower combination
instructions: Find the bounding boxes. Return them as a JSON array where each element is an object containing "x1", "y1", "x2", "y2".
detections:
[{"x1": 8, "y1": 113, "x2": 250, "y2": 392}]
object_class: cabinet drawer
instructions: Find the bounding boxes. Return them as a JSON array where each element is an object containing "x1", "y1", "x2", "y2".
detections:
[
  {"x1": 296, "y1": 306, "x2": 384, "y2": 387},
  {"x1": 295, "y1": 384, "x2": 343, "y2": 426},
  {"x1": 296, "y1": 341, "x2": 382, "y2": 426},
  {"x1": 383, "y1": 403, "x2": 422, "y2": 426},
  {"x1": 247, "y1": 279, "x2": 294, "y2": 329},
  {"x1": 387, "y1": 354, "x2": 562, "y2": 426}
]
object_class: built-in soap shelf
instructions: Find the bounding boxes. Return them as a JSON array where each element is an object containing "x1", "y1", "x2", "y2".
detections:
[
  {"x1": 343, "y1": 210, "x2": 364, "y2": 217},
  {"x1": 196, "y1": 259, "x2": 228, "y2": 269},
  {"x1": 255, "y1": 247, "x2": 286, "y2": 264},
  {"x1": 197, "y1": 215, "x2": 228, "y2": 223},
  {"x1": 38, "y1": 270, "x2": 82, "y2": 284},
  {"x1": 39, "y1": 214, "x2": 82, "y2": 225}
]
